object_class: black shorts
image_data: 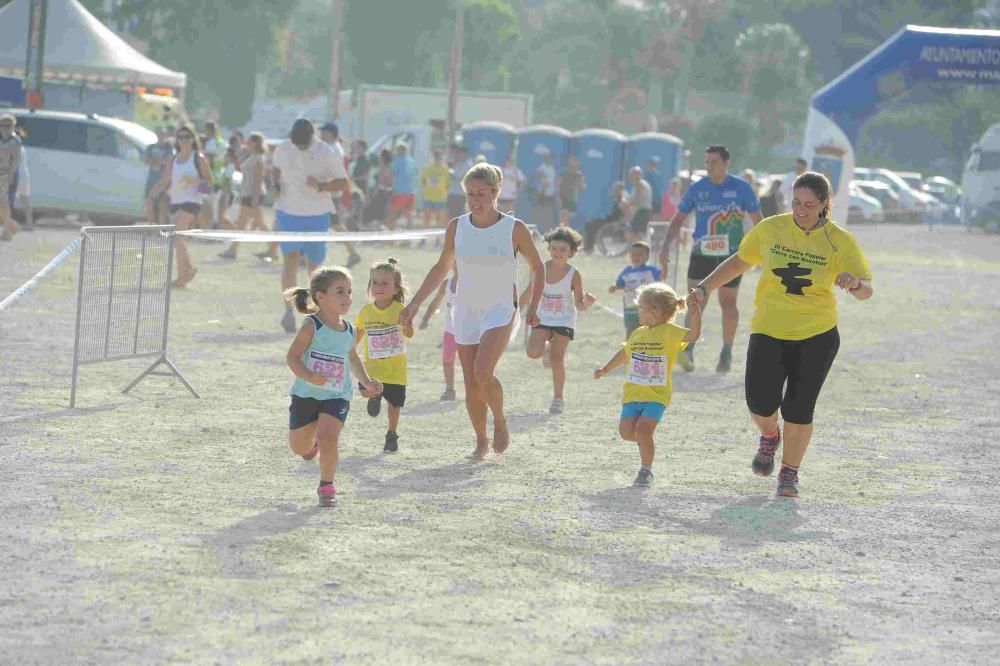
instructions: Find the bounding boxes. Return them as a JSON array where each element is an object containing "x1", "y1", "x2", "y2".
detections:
[
  {"x1": 240, "y1": 196, "x2": 258, "y2": 208},
  {"x1": 745, "y1": 327, "x2": 840, "y2": 425},
  {"x1": 289, "y1": 395, "x2": 351, "y2": 430},
  {"x1": 630, "y1": 208, "x2": 652, "y2": 234},
  {"x1": 170, "y1": 202, "x2": 202, "y2": 215},
  {"x1": 361, "y1": 382, "x2": 406, "y2": 408},
  {"x1": 559, "y1": 197, "x2": 577, "y2": 213},
  {"x1": 687, "y1": 252, "x2": 742, "y2": 288},
  {"x1": 534, "y1": 324, "x2": 574, "y2": 340}
]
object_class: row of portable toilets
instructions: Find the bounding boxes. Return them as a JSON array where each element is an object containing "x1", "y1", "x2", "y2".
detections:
[{"x1": 461, "y1": 121, "x2": 685, "y2": 230}]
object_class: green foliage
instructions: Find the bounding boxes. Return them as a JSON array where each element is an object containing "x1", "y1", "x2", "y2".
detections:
[{"x1": 691, "y1": 113, "x2": 756, "y2": 167}]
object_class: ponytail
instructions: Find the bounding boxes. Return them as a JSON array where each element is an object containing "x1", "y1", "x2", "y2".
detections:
[{"x1": 283, "y1": 287, "x2": 316, "y2": 314}]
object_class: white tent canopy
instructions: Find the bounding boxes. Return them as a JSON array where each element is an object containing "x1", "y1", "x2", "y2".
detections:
[{"x1": 0, "y1": 0, "x2": 186, "y2": 90}]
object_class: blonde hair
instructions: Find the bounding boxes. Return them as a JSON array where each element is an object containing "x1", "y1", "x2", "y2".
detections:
[
  {"x1": 283, "y1": 266, "x2": 352, "y2": 314},
  {"x1": 0, "y1": 113, "x2": 15, "y2": 126},
  {"x1": 638, "y1": 283, "x2": 686, "y2": 323},
  {"x1": 368, "y1": 257, "x2": 408, "y2": 303},
  {"x1": 461, "y1": 162, "x2": 503, "y2": 193}
]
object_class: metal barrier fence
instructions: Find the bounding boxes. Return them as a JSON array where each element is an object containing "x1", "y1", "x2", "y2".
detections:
[{"x1": 70, "y1": 225, "x2": 198, "y2": 407}]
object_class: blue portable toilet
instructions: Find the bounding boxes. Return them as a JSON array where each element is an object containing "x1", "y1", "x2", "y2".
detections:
[
  {"x1": 462, "y1": 121, "x2": 516, "y2": 166},
  {"x1": 570, "y1": 129, "x2": 627, "y2": 229},
  {"x1": 625, "y1": 132, "x2": 685, "y2": 214},
  {"x1": 515, "y1": 125, "x2": 571, "y2": 228}
]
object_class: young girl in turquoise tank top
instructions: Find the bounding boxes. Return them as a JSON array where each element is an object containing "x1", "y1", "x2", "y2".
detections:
[{"x1": 284, "y1": 267, "x2": 382, "y2": 506}]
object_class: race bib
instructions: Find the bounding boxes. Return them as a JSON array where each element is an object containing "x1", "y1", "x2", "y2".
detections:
[
  {"x1": 623, "y1": 274, "x2": 653, "y2": 307},
  {"x1": 540, "y1": 293, "x2": 567, "y2": 315},
  {"x1": 368, "y1": 326, "x2": 406, "y2": 359},
  {"x1": 308, "y1": 351, "x2": 346, "y2": 392},
  {"x1": 700, "y1": 234, "x2": 730, "y2": 257},
  {"x1": 629, "y1": 352, "x2": 667, "y2": 386}
]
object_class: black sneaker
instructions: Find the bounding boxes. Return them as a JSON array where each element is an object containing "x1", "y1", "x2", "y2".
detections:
[
  {"x1": 776, "y1": 466, "x2": 799, "y2": 498},
  {"x1": 751, "y1": 432, "x2": 781, "y2": 477},
  {"x1": 346, "y1": 251, "x2": 362, "y2": 268},
  {"x1": 383, "y1": 431, "x2": 399, "y2": 453},
  {"x1": 367, "y1": 396, "x2": 382, "y2": 417},
  {"x1": 716, "y1": 347, "x2": 732, "y2": 373}
]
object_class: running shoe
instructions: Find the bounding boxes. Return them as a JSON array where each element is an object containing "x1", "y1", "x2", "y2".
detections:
[
  {"x1": 677, "y1": 348, "x2": 695, "y2": 372},
  {"x1": 633, "y1": 469, "x2": 654, "y2": 488},
  {"x1": 302, "y1": 442, "x2": 319, "y2": 461},
  {"x1": 255, "y1": 250, "x2": 278, "y2": 263},
  {"x1": 776, "y1": 466, "x2": 799, "y2": 498},
  {"x1": 367, "y1": 396, "x2": 382, "y2": 417},
  {"x1": 217, "y1": 248, "x2": 237, "y2": 260},
  {"x1": 346, "y1": 251, "x2": 362, "y2": 268},
  {"x1": 440, "y1": 387, "x2": 456, "y2": 401},
  {"x1": 317, "y1": 483, "x2": 337, "y2": 507},
  {"x1": 384, "y1": 432, "x2": 399, "y2": 453},
  {"x1": 716, "y1": 347, "x2": 732, "y2": 373},
  {"x1": 549, "y1": 398, "x2": 565, "y2": 414},
  {"x1": 281, "y1": 309, "x2": 296, "y2": 333},
  {"x1": 751, "y1": 431, "x2": 781, "y2": 477}
]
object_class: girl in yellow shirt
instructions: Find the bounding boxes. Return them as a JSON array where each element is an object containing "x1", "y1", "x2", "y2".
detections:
[
  {"x1": 594, "y1": 284, "x2": 701, "y2": 487},
  {"x1": 355, "y1": 258, "x2": 414, "y2": 453}
]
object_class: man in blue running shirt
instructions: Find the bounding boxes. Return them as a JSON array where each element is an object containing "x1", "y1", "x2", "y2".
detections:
[{"x1": 659, "y1": 145, "x2": 762, "y2": 373}]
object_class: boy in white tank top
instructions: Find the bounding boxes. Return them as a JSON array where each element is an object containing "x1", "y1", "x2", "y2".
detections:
[{"x1": 523, "y1": 227, "x2": 595, "y2": 413}]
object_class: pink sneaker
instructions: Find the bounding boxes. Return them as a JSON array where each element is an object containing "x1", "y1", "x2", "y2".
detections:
[
  {"x1": 302, "y1": 443, "x2": 319, "y2": 461},
  {"x1": 317, "y1": 483, "x2": 337, "y2": 507}
]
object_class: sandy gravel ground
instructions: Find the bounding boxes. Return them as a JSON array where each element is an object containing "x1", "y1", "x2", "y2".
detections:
[{"x1": 1, "y1": 223, "x2": 999, "y2": 664}]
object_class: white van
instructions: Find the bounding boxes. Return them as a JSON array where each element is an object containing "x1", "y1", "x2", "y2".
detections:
[
  {"x1": 10, "y1": 108, "x2": 156, "y2": 222},
  {"x1": 961, "y1": 123, "x2": 1000, "y2": 232}
]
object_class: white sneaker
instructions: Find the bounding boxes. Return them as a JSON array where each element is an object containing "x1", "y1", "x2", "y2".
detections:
[{"x1": 549, "y1": 398, "x2": 565, "y2": 414}]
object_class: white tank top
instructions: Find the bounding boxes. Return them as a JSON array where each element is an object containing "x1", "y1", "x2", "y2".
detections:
[
  {"x1": 538, "y1": 265, "x2": 577, "y2": 329},
  {"x1": 452, "y1": 213, "x2": 518, "y2": 344},
  {"x1": 168, "y1": 153, "x2": 201, "y2": 205}
]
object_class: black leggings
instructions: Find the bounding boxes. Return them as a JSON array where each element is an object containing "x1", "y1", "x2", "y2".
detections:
[{"x1": 745, "y1": 327, "x2": 840, "y2": 425}]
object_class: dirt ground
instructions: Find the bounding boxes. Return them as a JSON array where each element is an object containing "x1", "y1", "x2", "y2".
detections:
[{"x1": 1, "y1": 223, "x2": 999, "y2": 664}]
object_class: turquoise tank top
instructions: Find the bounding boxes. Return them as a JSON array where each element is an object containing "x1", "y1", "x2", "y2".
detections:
[{"x1": 289, "y1": 314, "x2": 355, "y2": 400}]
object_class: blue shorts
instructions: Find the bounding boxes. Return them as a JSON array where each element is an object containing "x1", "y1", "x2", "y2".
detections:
[
  {"x1": 620, "y1": 401, "x2": 666, "y2": 423},
  {"x1": 289, "y1": 395, "x2": 350, "y2": 430},
  {"x1": 276, "y1": 210, "x2": 331, "y2": 265},
  {"x1": 423, "y1": 200, "x2": 446, "y2": 209}
]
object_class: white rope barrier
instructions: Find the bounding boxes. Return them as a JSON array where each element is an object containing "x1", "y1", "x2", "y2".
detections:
[
  {"x1": 176, "y1": 229, "x2": 446, "y2": 243},
  {"x1": 0, "y1": 237, "x2": 82, "y2": 315},
  {"x1": 592, "y1": 300, "x2": 624, "y2": 319}
]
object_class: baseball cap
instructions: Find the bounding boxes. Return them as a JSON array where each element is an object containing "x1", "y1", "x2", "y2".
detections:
[{"x1": 320, "y1": 122, "x2": 339, "y2": 136}]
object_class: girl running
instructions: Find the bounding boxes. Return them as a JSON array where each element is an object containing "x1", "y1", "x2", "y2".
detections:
[
  {"x1": 419, "y1": 265, "x2": 459, "y2": 401},
  {"x1": 147, "y1": 125, "x2": 212, "y2": 287},
  {"x1": 594, "y1": 284, "x2": 701, "y2": 487},
  {"x1": 524, "y1": 227, "x2": 596, "y2": 414},
  {"x1": 355, "y1": 258, "x2": 414, "y2": 453},
  {"x1": 285, "y1": 267, "x2": 382, "y2": 506}
]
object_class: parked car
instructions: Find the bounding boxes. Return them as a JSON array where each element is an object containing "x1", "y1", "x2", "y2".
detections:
[
  {"x1": 848, "y1": 182, "x2": 884, "y2": 223},
  {"x1": 897, "y1": 171, "x2": 924, "y2": 193},
  {"x1": 853, "y1": 179, "x2": 901, "y2": 218},
  {"x1": 10, "y1": 108, "x2": 156, "y2": 222},
  {"x1": 961, "y1": 123, "x2": 1000, "y2": 232},
  {"x1": 854, "y1": 167, "x2": 945, "y2": 223},
  {"x1": 923, "y1": 175, "x2": 960, "y2": 205}
]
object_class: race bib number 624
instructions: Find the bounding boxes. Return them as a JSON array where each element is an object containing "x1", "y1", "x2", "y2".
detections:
[{"x1": 629, "y1": 352, "x2": 667, "y2": 386}]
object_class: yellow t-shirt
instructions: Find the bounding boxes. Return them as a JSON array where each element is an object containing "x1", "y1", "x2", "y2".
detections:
[
  {"x1": 421, "y1": 164, "x2": 450, "y2": 203},
  {"x1": 737, "y1": 214, "x2": 872, "y2": 341},
  {"x1": 621, "y1": 322, "x2": 689, "y2": 406},
  {"x1": 355, "y1": 301, "x2": 411, "y2": 385}
]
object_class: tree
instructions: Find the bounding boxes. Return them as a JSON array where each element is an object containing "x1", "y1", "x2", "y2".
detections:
[{"x1": 691, "y1": 113, "x2": 755, "y2": 168}]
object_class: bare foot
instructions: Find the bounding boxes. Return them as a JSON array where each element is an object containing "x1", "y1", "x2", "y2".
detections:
[
  {"x1": 492, "y1": 420, "x2": 510, "y2": 455},
  {"x1": 469, "y1": 435, "x2": 490, "y2": 461}
]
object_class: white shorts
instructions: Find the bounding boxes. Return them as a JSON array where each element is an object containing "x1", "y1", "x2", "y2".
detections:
[{"x1": 453, "y1": 301, "x2": 517, "y2": 346}]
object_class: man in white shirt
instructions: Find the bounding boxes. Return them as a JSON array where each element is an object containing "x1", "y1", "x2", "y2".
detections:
[
  {"x1": 779, "y1": 158, "x2": 807, "y2": 213},
  {"x1": 498, "y1": 156, "x2": 525, "y2": 213},
  {"x1": 273, "y1": 118, "x2": 350, "y2": 332}
]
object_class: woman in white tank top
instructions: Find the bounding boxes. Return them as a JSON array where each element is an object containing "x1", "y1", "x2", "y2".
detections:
[
  {"x1": 147, "y1": 125, "x2": 212, "y2": 288},
  {"x1": 402, "y1": 163, "x2": 545, "y2": 460}
]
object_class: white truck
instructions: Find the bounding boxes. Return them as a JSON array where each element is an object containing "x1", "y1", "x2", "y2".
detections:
[{"x1": 961, "y1": 123, "x2": 1000, "y2": 232}]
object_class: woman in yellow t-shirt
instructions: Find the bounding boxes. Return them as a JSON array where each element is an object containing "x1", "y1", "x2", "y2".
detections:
[
  {"x1": 687, "y1": 172, "x2": 874, "y2": 498},
  {"x1": 594, "y1": 284, "x2": 701, "y2": 487},
  {"x1": 355, "y1": 258, "x2": 414, "y2": 454},
  {"x1": 421, "y1": 150, "x2": 451, "y2": 231}
]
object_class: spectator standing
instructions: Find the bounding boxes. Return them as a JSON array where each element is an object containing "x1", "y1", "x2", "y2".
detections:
[
  {"x1": 0, "y1": 114, "x2": 21, "y2": 241},
  {"x1": 14, "y1": 127, "x2": 32, "y2": 230},
  {"x1": 144, "y1": 128, "x2": 173, "y2": 224},
  {"x1": 447, "y1": 146, "x2": 473, "y2": 220},
  {"x1": 643, "y1": 158, "x2": 662, "y2": 217},
  {"x1": 557, "y1": 155, "x2": 586, "y2": 228},
  {"x1": 498, "y1": 156, "x2": 524, "y2": 213},
  {"x1": 759, "y1": 179, "x2": 784, "y2": 218},
  {"x1": 421, "y1": 149, "x2": 450, "y2": 229},
  {"x1": 779, "y1": 158, "x2": 808, "y2": 213},
  {"x1": 388, "y1": 144, "x2": 417, "y2": 228},
  {"x1": 623, "y1": 166, "x2": 653, "y2": 241},
  {"x1": 533, "y1": 153, "x2": 557, "y2": 231},
  {"x1": 319, "y1": 122, "x2": 361, "y2": 267}
]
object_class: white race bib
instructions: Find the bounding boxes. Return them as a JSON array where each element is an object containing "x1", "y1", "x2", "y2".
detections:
[
  {"x1": 540, "y1": 292, "x2": 567, "y2": 315},
  {"x1": 628, "y1": 352, "x2": 668, "y2": 386},
  {"x1": 700, "y1": 234, "x2": 730, "y2": 257},
  {"x1": 367, "y1": 326, "x2": 406, "y2": 359},
  {"x1": 623, "y1": 273, "x2": 654, "y2": 307},
  {"x1": 308, "y1": 351, "x2": 346, "y2": 392}
]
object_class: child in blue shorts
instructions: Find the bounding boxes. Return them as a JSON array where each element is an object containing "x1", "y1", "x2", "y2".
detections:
[
  {"x1": 284, "y1": 266, "x2": 382, "y2": 506},
  {"x1": 594, "y1": 283, "x2": 700, "y2": 487}
]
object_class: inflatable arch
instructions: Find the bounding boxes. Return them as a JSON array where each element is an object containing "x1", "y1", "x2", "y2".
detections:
[{"x1": 802, "y1": 25, "x2": 1000, "y2": 225}]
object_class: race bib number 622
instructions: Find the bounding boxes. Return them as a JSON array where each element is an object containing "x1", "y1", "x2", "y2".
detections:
[{"x1": 308, "y1": 351, "x2": 346, "y2": 392}]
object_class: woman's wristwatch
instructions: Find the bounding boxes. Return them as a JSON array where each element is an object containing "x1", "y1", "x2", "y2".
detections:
[
  {"x1": 849, "y1": 280, "x2": 864, "y2": 293},
  {"x1": 694, "y1": 284, "x2": 708, "y2": 298}
]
